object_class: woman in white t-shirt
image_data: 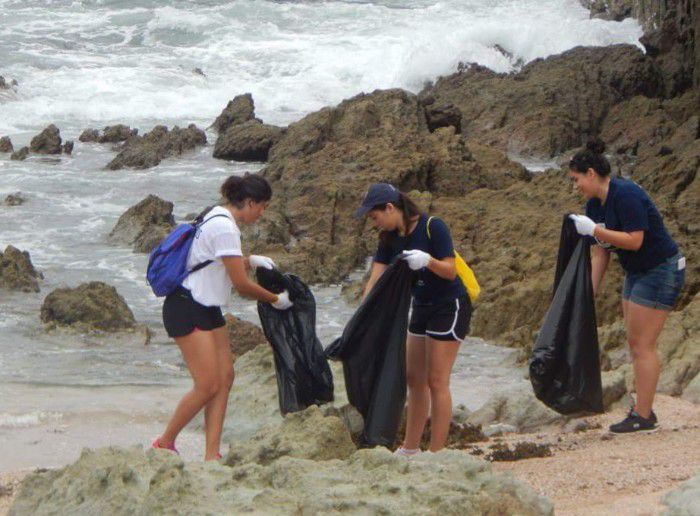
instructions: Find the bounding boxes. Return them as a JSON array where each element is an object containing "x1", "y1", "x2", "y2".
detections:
[{"x1": 153, "y1": 174, "x2": 293, "y2": 461}]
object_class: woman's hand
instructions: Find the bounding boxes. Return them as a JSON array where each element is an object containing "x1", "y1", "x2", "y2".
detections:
[
  {"x1": 569, "y1": 214, "x2": 596, "y2": 236},
  {"x1": 402, "y1": 249, "x2": 431, "y2": 270},
  {"x1": 248, "y1": 255, "x2": 276, "y2": 270},
  {"x1": 270, "y1": 290, "x2": 294, "y2": 310}
]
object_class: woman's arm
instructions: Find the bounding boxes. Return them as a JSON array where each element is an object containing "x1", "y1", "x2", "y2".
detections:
[
  {"x1": 362, "y1": 262, "x2": 388, "y2": 300},
  {"x1": 592, "y1": 226, "x2": 644, "y2": 251},
  {"x1": 590, "y1": 245, "x2": 610, "y2": 297},
  {"x1": 222, "y1": 256, "x2": 278, "y2": 303},
  {"x1": 427, "y1": 256, "x2": 457, "y2": 281}
]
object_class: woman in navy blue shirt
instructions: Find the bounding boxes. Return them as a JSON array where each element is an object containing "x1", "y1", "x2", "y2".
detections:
[
  {"x1": 569, "y1": 139, "x2": 685, "y2": 433},
  {"x1": 354, "y1": 183, "x2": 471, "y2": 454}
]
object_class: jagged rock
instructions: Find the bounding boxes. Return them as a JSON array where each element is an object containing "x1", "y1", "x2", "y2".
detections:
[
  {"x1": 106, "y1": 124, "x2": 206, "y2": 170},
  {"x1": 224, "y1": 313, "x2": 266, "y2": 357},
  {"x1": 78, "y1": 129, "x2": 99, "y2": 142},
  {"x1": 421, "y1": 99, "x2": 462, "y2": 133},
  {"x1": 109, "y1": 195, "x2": 175, "y2": 253},
  {"x1": 224, "y1": 405, "x2": 356, "y2": 466},
  {"x1": 396, "y1": 416, "x2": 487, "y2": 450},
  {"x1": 29, "y1": 124, "x2": 62, "y2": 154},
  {"x1": 422, "y1": 45, "x2": 663, "y2": 158},
  {"x1": 0, "y1": 246, "x2": 42, "y2": 293},
  {"x1": 250, "y1": 88, "x2": 528, "y2": 284},
  {"x1": 655, "y1": 291, "x2": 700, "y2": 396},
  {"x1": 0, "y1": 136, "x2": 13, "y2": 153},
  {"x1": 213, "y1": 120, "x2": 284, "y2": 161},
  {"x1": 601, "y1": 369, "x2": 628, "y2": 408},
  {"x1": 4, "y1": 192, "x2": 26, "y2": 206},
  {"x1": 40, "y1": 281, "x2": 136, "y2": 332},
  {"x1": 0, "y1": 76, "x2": 18, "y2": 90},
  {"x1": 99, "y1": 124, "x2": 138, "y2": 143},
  {"x1": 682, "y1": 371, "x2": 700, "y2": 404},
  {"x1": 579, "y1": 0, "x2": 634, "y2": 21},
  {"x1": 487, "y1": 441, "x2": 552, "y2": 461},
  {"x1": 211, "y1": 93, "x2": 258, "y2": 133},
  {"x1": 62, "y1": 140, "x2": 74, "y2": 155},
  {"x1": 10, "y1": 147, "x2": 28, "y2": 161},
  {"x1": 662, "y1": 473, "x2": 700, "y2": 515},
  {"x1": 465, "y1": 384, "x2": 566, "y2": 433},
  {"x1": 9, "y1": 431, "x2": 553, "y2": 515}
]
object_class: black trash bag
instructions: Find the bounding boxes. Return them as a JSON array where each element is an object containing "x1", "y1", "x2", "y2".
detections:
[
  {"x1": 256, "y1": 267, "x2": 334, "y2": 415},
  {"x1": 325, "y1": 260, "x2": 413, "y2": 447},
  {"x1": 529, "y1": 215, "x2": 604, "y2": 414}
]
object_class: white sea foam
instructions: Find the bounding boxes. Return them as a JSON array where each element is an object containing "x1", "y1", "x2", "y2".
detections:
[
  {"x1": 0, "y1": 411, "x2": 62, "y2": 429},
  {"x1": 0, "y1": 0, "x2": 642, "y2": 133}
]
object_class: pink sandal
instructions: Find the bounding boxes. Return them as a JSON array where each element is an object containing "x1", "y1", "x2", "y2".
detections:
[{"x1": 151, "y1": 437, "x2": 179, "y2": 455}]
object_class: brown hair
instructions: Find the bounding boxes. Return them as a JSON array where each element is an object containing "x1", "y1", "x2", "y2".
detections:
[
  {"x1": 371, "y1": 192, "x2": 424, "y2": 247},
  {"x1": 220, "y1": 173, "x2": 272, "y2": 208},
  {"x1": 569, "y1": 137, "x2": 611, "y2": 177}
]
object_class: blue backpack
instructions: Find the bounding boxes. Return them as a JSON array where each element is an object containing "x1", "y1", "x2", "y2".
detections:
[{"x1": 146, "y1": 213, "x2": 228, "y2": 297}]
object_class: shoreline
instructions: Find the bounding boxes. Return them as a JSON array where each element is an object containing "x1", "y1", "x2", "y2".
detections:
[{"x1": 3, "y1": 395, "x2": 697, "y2": 515}]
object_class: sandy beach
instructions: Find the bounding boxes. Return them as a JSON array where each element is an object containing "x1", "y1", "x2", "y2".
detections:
[{"x1": 2, "y1": 394, "x2": 697, "y2": 515}]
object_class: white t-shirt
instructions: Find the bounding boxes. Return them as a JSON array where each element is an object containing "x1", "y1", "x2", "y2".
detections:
[{"x1": 182, "y1": 206, "x2": 242, "y2": 307}]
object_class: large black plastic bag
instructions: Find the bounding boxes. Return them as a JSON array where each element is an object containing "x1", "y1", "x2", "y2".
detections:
[
  {"x1": 325, "y1": 261, "x2": 413, "y2": 446},
  {"x1": 256, "y1": 267, "x2": 334, "y2": 415},
  {"x1": 529, "y1": 215, "x2": 604, "y2": 414}
]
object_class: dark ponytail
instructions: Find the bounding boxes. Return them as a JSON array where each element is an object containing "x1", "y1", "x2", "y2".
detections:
[
  {"x1": 373, "y1": 192, "x2": 424, "y2": 246},
  {"x1": 569, "y1": 137, "x2": 611, "y2": 177},
  {"x1": 220, "y1": 173, "x2": 272, "y2": 208}
]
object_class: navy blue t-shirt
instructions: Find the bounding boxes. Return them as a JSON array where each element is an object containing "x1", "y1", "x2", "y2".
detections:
[
  {"x1": 374, "y1": 215, "x2": 466, "y2": 304},
  {"x1": 585, "y1": 177, "x2": 678, "y2": 273}
]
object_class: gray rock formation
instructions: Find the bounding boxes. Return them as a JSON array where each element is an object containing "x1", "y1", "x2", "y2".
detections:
[
  {"x1": 0, "y1": 246, "x2": 43, "y2": 293},
  {"x1": 224, "y1": 313, "x2": 266, "y2": 357},
  {"x1": 662, "y1": 473, "x2": 700, "y2": 515},
  {"x1": 108, "y1": 195, "x2": 175, "y2": 253},
  {"x1": 213, "y1": 120, "x2": 284, "y2": 161},
  {"x1": 421, "y1": 45, "x2": 663, "y2": 158},
  {"x1": 29, "y1": 124, "x2": 62, "y2": 154},
  {"x1": 106, "y1": 124, "x2": 206, "y2": 170},
  {"x1": 0, "y1": 136, "x2": 13, "y2": 153},
  {"x1": 40, "y1": 282, "x2": 136, "y2": 331},
  {"x1": 211, "y1": 93, "x2": 258, "y2": 134},
  {"x1": 10, "y1": 147, "x2": 28, "y2": 161},
  {"x1": 9, "y1": 411, "x2": 553, "y2": 515},
  {"x1": 4, "y1": 193, "x2": 27, "y2": 206}
]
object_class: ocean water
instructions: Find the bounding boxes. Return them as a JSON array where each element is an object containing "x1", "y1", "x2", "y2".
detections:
[{"x1": 0, "y1": 0, "x2": 641, "y2": 470}]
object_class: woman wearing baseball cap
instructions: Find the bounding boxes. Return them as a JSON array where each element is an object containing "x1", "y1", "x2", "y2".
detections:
[{"x1": 355, "y1": 182, "x2": 471, "y2": 455}]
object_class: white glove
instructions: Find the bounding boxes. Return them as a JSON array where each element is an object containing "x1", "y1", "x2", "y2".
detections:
[
  {"x1": 249, "y1": 255, "x2": 276, "y2": 270},
  {"x1": 271, "y1": 290, "x2": 293, "y2": 310},
  {"x1": 402, "y1": 249, "x2": 431, "y2": 271},
  {"x1": 569, "y1": 214, "x2": 597, "y2": 237}
]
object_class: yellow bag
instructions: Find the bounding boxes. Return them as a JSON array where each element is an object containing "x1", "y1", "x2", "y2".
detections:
[{"x1": 426, "y1": 216, "x2": 481, "y2": 303}]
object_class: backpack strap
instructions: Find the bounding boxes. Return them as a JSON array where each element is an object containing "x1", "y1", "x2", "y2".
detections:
[
  {"x1": 426, "y1": 216, "x2": 435, "y2": 239},
  {"x1": 188, "y1": 213, "x2": 234, "y2": 274}
]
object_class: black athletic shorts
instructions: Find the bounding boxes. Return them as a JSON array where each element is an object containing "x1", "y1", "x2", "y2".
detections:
[
  {"x1": 408, "y1": 295, "x2": 471, "y2": 342},
  {"x1": 162, "y1": 286, "x2": 226, "y2": 338}
]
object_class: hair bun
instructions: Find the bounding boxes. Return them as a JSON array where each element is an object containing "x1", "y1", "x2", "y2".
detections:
[{"x1": 586, "y1": 137, "x2": 606, "y2": 155}]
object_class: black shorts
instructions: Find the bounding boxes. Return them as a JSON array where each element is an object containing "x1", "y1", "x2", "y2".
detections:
[
  {"x1": 408, "y1": 295, "x2": 471, "y2": 342},
  {"x1": 162, "y1": 286, "x2": 226, "y2": 338}
]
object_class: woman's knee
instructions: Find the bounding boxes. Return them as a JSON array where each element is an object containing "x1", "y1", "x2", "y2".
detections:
[
  {"x1": 222, "y1": 365, "x2": 235, "y2": 390},
  {"x1": 427, "y1": 373, "x2": 449, "y2": 393},
  {"x1": 406, "y1": 369, "x2": 428, "y2": 390},
  {"x1": 628, "y1": 338, "x2": 658, "y2": 361},
  {"x1": 194, "y1": 379, "x2": 221, "y2": 400}
]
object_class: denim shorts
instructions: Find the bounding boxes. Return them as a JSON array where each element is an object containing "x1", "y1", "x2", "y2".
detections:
[{"x1": 623, "y1": 253, "x2": 686, "y2": 311}]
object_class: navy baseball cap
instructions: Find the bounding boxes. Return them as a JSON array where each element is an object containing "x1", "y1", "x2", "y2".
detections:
[{"x1": 353, "y1": 182, "x2": 400, "y2": 218}]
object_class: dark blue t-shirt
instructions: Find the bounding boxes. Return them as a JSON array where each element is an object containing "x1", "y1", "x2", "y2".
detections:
[
  {"x1": 374, "y1": 215, "x2": 466, "y2": 305},
  {"x1": 585, "y1": 177, "x2": 678, "y2": 273}
]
